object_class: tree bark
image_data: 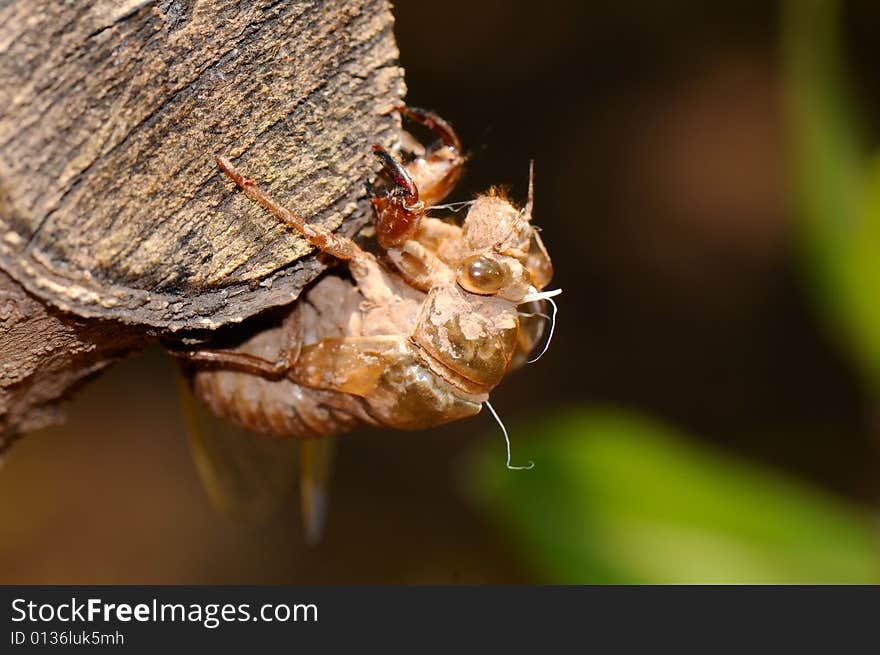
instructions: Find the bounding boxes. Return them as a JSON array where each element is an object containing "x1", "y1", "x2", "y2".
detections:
[
  {"x1": 0, "y1": 0, "x2": 405, "y2": 438},
  {"x1": 0, "y1": 270, "x2": 147, "y2": 444},
  {"x1": 0, "y1": 0, "x2": 404, "y2": 330}
]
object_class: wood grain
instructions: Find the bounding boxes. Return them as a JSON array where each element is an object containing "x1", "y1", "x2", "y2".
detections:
[
  {"x1": 0, "y1": 0, "x2": 405, "y2": 331},
  {"x1": 0, "y1": 0, "x2": 405, "y2": 437}
]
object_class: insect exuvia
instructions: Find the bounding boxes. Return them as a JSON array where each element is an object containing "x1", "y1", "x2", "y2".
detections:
[{"x1": 172, "y1": 105, "x2": 560, "y2": 538}]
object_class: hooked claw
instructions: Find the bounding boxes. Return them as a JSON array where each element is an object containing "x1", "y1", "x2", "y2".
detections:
[
  {"x1": 369, "y1": 146, "x2": 425, "y2": 248},
  {"x1": 395, "y1": 104, "x2": 462, "y2": 152},
  {"x1": 371, "y1": 145, "x2": 420, "y2": 205}
]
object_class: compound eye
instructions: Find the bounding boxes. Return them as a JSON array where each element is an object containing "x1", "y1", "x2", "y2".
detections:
[{"x1": 458, "y1": 255, "x2": 507, "y2": 294}]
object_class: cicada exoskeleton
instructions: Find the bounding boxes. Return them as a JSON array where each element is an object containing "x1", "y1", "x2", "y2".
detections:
[{"x1": 171, "y1": 106, "x2": 559, "y2": 541}]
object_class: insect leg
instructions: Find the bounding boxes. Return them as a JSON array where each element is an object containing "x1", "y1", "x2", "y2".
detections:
[
  {"x1": 216, "y1": 155, "x2": 365, "y2": 262},
  {"x1": 169, "y1": 348, "x2": 292, "y2": 381},
  {"x1": 397, "y1": 105, "x2": 462, "y2": 152},
  {"x1": 384, "y1": 239, "x2": 451, "y2": 292},
  {"x1": 395, "y1": 105, "x2": 466, "y2": 207},
  {"x1": 288, "y1": 335, "x2": 405, "y2": 396},
  {"x1": 369, "y1": 146, "x2": 425, "y2": 249},
  {"x1": 216, "y1": 154, "x2": 395, "y2": 303}
]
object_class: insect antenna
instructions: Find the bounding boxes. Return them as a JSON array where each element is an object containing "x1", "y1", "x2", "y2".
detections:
[
  {"x1": 485, "y1": 400, "x2": 534, "y2": 471},
  {"x1": 524, "y1": 160, "x2": 535, "y2": 220}
]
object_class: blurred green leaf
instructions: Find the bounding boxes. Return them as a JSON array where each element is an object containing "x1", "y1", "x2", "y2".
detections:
[
  {"x1": 834, "y1": 155, "x2": 880, "y2": 382},
  {"x1": 785, "y1": 0, "x2": 880, "y2": 385},
  {"x1": 464, "y1": 407, "x2": 880, "y2": 583}
]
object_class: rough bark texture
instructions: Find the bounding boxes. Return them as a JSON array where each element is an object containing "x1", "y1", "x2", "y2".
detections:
[
  {"x1": 0, "y1": 270, "x2": 146, "y2": 444},
  {"x1": 0, "y1": 0, "x2": 405, "y2": 331},
  {"x1": 0, "y1": 0, "x2": 406, "y2": 437}
]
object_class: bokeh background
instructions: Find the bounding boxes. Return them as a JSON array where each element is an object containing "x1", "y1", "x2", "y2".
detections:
[{"x1": 2, "y1": 0, "x2": 880, "y2": 583}]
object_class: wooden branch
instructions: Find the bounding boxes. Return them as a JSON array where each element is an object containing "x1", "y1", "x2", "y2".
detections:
[
  {"x1": 0, "y1": 0, "x2": 405, "y2": 331},
  {"x1": 0, "y1": 0, "x2": 405, "y2": 437},
  {"x1": 0, "y1": 271, "x2": 146, "y2": 443}
]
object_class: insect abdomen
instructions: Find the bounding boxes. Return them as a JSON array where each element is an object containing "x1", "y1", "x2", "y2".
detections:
[{"x1": 192, "y1": 370, "x2": 358, "y2": 439}]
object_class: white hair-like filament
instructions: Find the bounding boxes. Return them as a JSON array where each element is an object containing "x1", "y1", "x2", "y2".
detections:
[
  {"x1": 485, "y1": 400, "x2": 534, "y2": 471},
  {"x1": 427, "y1": 199, "x2": 477, "y2": 213},
  {"x1": 521, "y1": 287, "x2": 562, "y2": 303},
  {"x1": 519, "y1": 287, "x2": 561, "y2": 364},
  {"x1": 526, "y1": 295, "x2": 558, "y2": 364}
]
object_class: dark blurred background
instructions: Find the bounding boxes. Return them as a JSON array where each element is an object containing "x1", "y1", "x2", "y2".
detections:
[{"x1": 1, "y1": 0, "x2": 879, "y2": 583}]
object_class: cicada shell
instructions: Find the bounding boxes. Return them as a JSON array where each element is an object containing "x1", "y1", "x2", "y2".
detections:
[{"x1": 172, "y1": 106, "x2": 559, "y2": 541}]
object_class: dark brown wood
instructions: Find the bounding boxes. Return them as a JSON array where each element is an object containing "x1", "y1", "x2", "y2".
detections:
[
  {"x1": 0, "y1": 0, "x2": 405, "y2": 331},
  {"x1": 0, "y1": 0, "x2": 406, "y2": 437},
  {"x1": 0, "y1": 270, "x2": 146, "y2": 445}
]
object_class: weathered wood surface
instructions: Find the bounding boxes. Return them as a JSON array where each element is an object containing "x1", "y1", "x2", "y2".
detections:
[
  {"x1": 0, "y1": 270, "x2": 146, "y2": 443},
  {"x1": 0, "y1": 0, "x2": 405, "y2": 331},
  {"x1": 0, "y1": 0, "x2": 406, "y2": 438}
]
